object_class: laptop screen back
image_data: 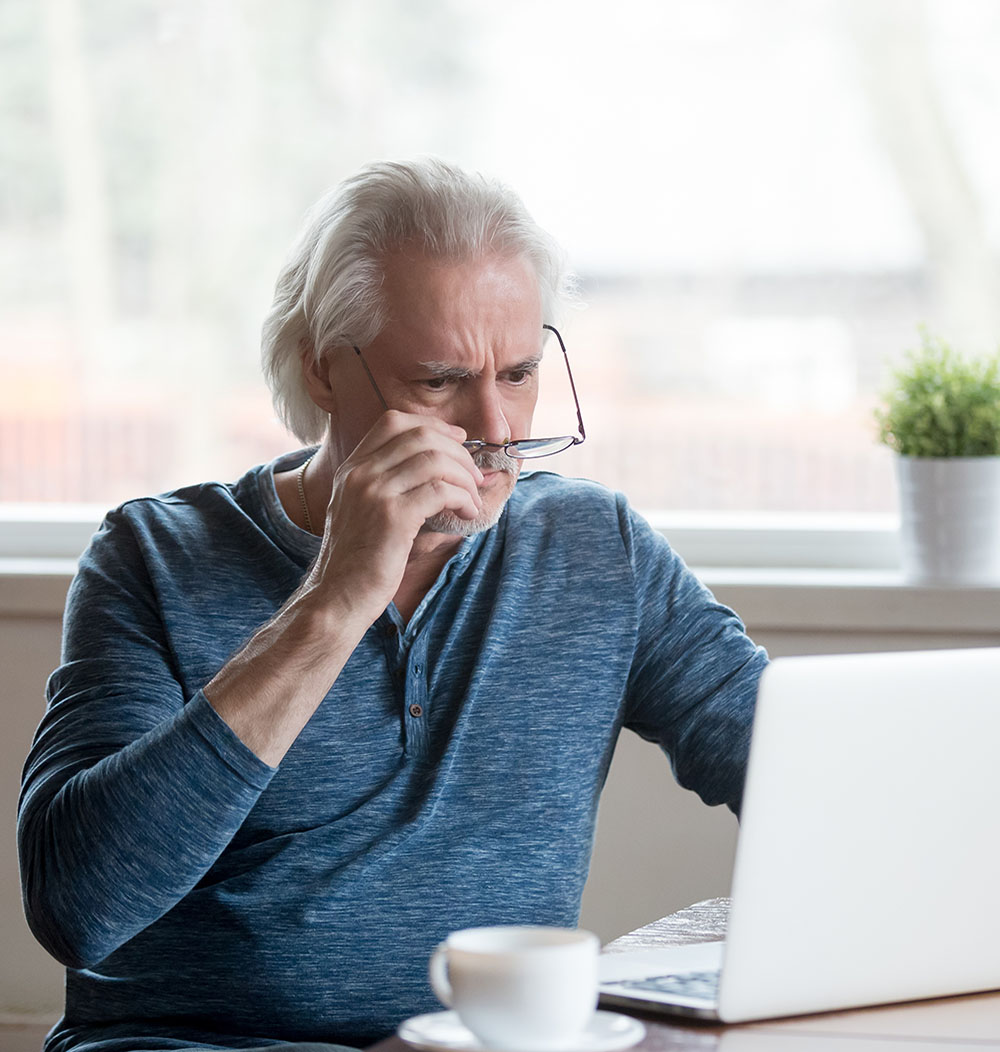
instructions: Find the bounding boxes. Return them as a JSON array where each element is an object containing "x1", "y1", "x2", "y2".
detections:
[{"x1": 718, "y1": 647, "x2": 1000, "y2": 1022}]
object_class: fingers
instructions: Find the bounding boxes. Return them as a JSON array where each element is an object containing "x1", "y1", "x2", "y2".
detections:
[
  {"x1": 398, "y1": 475, "x2": 484, "y2": 525},
  {"x1": 352, "y1": 410, "x2": 474, "y2": 471},
  {"x1": 309, "y1": 411, "x2": 490, "y2": 617},
  {"x1": 344, "y1": 411, "x2": 485, "y2": 519}
]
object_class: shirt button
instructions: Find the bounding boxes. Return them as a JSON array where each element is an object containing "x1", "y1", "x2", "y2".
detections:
[
  {"x1": 413, "y1": 664, "x2": 422, "y2": 676},
  {"x1": 409, "y1": 704, "x2": 424, "y2": 718}
]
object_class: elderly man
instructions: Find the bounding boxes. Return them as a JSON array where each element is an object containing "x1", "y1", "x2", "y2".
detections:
[{"x1": 19, "y1": 159, "x2": 767, "y2": 1052}]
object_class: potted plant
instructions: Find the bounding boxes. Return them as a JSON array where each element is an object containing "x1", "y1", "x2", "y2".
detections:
[{"x1": 875, "y1": 330, "x2": 1000, "y2": 585}]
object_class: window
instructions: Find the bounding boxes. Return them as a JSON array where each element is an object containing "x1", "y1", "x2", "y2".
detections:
[{"x1": 2, "y1": 0, "x2": 998, "y2": 520}]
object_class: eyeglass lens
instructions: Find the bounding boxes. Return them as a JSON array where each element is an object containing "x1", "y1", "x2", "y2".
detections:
[{"x1": 463, "y1": 436, "x2": 577, "y2": 459}]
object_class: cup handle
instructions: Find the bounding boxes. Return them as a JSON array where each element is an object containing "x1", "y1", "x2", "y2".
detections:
[{"x1": 428, "y1": 943, "x2": 453, "y2": 1008}]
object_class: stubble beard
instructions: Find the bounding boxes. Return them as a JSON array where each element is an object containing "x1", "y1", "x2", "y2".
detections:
[{"x1": 421, "y1": 449, "x2": 521, "y2": 537}]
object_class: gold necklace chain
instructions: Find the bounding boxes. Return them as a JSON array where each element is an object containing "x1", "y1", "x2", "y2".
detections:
[{"x1": 296, "y1": 454, "x2": 315, "y2": 534}]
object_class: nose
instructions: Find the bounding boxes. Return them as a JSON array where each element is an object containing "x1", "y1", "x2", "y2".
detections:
[{"x1": 463, "y1": 379, "x2": 511, "y2": 447}]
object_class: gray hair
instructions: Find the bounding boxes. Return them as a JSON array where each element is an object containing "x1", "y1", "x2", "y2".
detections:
[{"x1": 261, "y1": 157, "x2": 575, "y2": 443}]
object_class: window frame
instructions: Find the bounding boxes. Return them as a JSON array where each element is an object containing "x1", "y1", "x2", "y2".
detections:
[{"x1": 0, "y1": 503, "x2": 899, "y2": 569}]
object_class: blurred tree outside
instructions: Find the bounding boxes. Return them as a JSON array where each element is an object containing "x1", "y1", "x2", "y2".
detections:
[{"x1": 1, "y1": 0, "x2": 998, "y2": 512}]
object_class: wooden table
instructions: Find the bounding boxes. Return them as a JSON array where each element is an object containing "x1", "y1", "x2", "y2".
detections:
[
  {"x1": 373, "y1": 898, "x2": 1000, "y2": 1052},
  {"x1": 9, "y1": 904, "x2": 998, "y2": 1052}
]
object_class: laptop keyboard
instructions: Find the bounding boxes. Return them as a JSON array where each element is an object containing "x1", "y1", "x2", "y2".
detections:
[{"x1": 616, "y1": 969, "x2": 721, "y2": 1001}]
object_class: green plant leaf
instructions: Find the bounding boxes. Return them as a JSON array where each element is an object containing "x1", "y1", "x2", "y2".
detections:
[{"x1": 874, "y1": 330, "x2": 1000, "y2": 457}]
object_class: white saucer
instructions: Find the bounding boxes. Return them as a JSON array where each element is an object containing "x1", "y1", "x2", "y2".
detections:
[{"x1": 397, "y1": 1009, "x2": 645, "y2": 1052}]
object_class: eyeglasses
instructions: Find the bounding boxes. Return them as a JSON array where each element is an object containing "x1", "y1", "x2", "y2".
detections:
[{"x1": 352, "y1": 324, "x2": 586, "y2": 459}]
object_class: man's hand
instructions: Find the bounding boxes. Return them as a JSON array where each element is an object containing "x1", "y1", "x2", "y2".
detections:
[
  {"x1": 204, "y1": 411, "x2": 483, "y2": 766},
  {"x1": 305, "y1": 410, "x2": 484, "y2": 624}
]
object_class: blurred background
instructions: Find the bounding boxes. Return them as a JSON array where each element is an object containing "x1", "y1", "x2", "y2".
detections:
[{"x1": 2, "y1": 0, "x2": 999, "y2": 513}]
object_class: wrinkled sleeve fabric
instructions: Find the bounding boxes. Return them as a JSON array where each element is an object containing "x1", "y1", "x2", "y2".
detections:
[
  {"x1": 616, "y1": 496, "x2": 768, "y2": 814},
  {"x1": 17, "y1": 509, "x2": 276, "y2": 969}
]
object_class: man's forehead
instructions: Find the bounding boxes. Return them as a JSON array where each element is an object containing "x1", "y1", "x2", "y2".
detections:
[
  {"x1": 368, "y1": 251, "x2": 545, "y2": 371},
  {"x1": 380, "y1": 250, "x2": 542, "y2": 317},
  {"x1": 416, "y1": 352, "x2": 543, "y2": 378},
  {"x1": 377, "y1": 307, "x2": 544, "y2": 360}
]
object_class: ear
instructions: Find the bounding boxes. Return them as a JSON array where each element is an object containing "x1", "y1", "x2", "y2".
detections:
[{"x1": 301, "y1": 344, "x2": 338, "y2": 415}]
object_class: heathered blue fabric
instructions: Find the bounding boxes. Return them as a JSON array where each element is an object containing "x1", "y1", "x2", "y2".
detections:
[{"x1": 18, "y1": 451, "x2": 767, "y2": 1052}]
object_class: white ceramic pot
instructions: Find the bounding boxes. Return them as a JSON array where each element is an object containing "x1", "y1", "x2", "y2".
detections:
[{"x1": 896, "y1": 456, "x2": 1000, "y2": 585}]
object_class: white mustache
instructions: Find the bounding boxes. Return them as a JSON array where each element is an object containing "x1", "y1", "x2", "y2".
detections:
[{"x1": 471, "y1": 448, "x2": 519, "y2": 475}]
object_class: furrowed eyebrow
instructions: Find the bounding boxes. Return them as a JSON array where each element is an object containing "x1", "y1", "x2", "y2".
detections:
[
  {"x1": 417, "y1": 361, "x2": 478, "y2": 381},
  {"x1": 416, "y1": 355, "x2": 542, "y2": 380}
]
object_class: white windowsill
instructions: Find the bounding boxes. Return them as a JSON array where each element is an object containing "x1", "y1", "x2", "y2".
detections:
[
  {"x1": 700, "y1": 568, "x2": 1000, "y2": 633},
  {"x1": 3, "y1": 562, "x2": 998, "y2": 634}
]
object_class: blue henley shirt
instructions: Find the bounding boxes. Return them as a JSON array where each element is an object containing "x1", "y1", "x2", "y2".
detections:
[{"x1": 18, "y1": 451, "x2": 767, "y2": 1052}]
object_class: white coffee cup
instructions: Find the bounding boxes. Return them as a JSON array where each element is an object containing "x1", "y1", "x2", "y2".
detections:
[{"x1": 428, "y1": 925, "x2": 600, "y2": 1051}]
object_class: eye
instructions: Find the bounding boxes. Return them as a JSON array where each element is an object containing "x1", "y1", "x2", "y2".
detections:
[
  {"x1": 421, "y1": 376, "x2": 454, "y2": 392},
  {"x1": 504, "y1": 364, "x2": 538, "y2": 386}
]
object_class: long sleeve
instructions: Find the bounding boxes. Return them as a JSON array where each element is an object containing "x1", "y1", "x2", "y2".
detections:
[
  {"x1": 617, "y1": 496, "x2": 767, "y2": 814},
  {"x1": 17, "y1": 510, "x2": 276, "y2": 968}
]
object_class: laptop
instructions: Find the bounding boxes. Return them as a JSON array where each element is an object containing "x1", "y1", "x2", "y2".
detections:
[{"x1": 598, "y1": 647, "x2": 1000, "y2": 1023}]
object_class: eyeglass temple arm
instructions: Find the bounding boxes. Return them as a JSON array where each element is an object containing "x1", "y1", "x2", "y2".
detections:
[
  {"x1": 353, "y1": 346, "x2": 389, "y2": 411},
  {"x1": 543, "y1": 324, "x2": 587, "y2": 443}
]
